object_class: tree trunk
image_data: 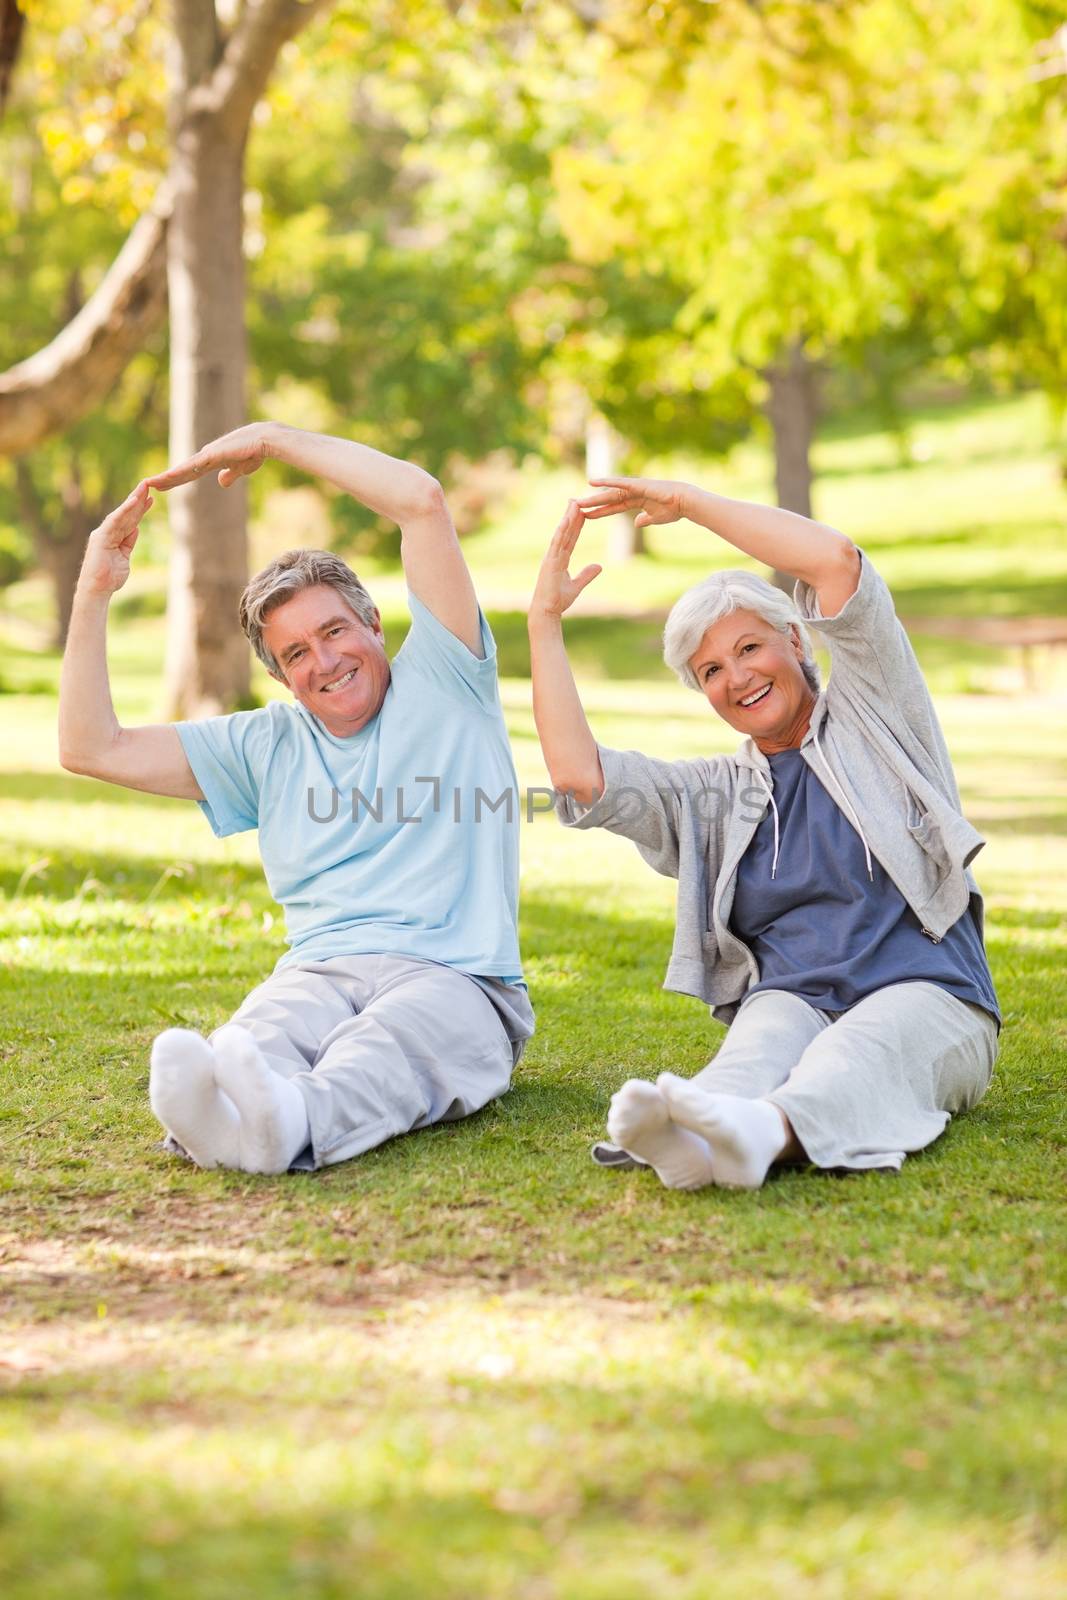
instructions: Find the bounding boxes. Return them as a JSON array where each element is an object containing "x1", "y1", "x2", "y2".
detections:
[
  {"x1": 162, "y1": 0, "x2": 332, "y2": 716},
  {"x1": 585, "y1": 408, "x2": 643, "y2": 561},
  {"x1": 163, "y1": 109, "x2": 252, "y2": 716},
  {"x1": 764, "y1": 338, "x2": 818, "y2": 593}
]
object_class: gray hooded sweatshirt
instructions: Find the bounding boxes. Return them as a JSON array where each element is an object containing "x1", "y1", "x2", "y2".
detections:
[{"x1": 555, "y1": 551, "x2": 986, "y2": 1023}]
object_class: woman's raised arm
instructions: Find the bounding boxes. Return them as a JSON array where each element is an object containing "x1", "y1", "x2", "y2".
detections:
[
  {"x1": 579, "y1": 478, "x2": 860, "y2": 617},
  {"x1": 527, "y1": 502, "x2": 604, "y2": 808}
]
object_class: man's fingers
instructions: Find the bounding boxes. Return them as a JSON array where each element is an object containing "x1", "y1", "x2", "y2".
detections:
[{"x1": 549, "y1": 500, "x2": 584, "y2": 553}]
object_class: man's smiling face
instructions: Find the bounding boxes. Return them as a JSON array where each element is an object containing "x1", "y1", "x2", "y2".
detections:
[{"x1": 262, "y1": 584, "x2": 391, "y2": 737}]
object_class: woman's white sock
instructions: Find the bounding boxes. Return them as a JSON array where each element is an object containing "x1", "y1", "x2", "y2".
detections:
[
  {"x1": 606, "y1": 1079, "x2": 716, "y2": 1190},
  {"x1": 149, "y1": 1029, "x2": 241, "y2": 1170},
  {"x1": 212, "y1": 1025, "x2": 311, "y2": 1175},
  {"x1": 657, "y1": 1075, "x2": 786, "y2": 1189}
]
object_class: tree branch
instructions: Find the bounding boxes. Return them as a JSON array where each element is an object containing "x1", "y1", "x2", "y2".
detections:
[
  {"x1": 209, "y1": 0, "x2": 333, "y2": 136},
  {"x1": 0, "y1": 188, "x2": 171, "y2": 457}
]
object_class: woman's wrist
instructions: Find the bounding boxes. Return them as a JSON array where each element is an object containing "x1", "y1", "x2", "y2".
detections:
[{"x1": 527, "y1": 608, "x2": 565, "y2": 637}]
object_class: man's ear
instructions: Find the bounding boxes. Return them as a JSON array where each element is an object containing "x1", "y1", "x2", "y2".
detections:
[{"x1": 371, "y1": 607, "x2": 384, "y2": 639}]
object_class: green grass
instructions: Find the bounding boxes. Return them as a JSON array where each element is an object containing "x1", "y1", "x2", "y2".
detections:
[{"x1": 1, "y1": 391, "x2": 1066, "y2": 1597}]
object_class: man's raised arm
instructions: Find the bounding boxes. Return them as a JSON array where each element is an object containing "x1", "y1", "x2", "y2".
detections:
[
  {"x1": 58, "y1": 483, "x2": 203, "y2": 799},
  {"x1": 149, "y1": 424, "x2": 483, "y2": 656}
]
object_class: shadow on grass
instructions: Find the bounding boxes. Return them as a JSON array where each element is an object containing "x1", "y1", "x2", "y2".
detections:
[
  {"x1": 891, "y1": 574, "x2": 1067, "y2": 619},
  {"x1": 0, "y1": 771, "x2": 191, "y2": 808},
  {"x1": 1, "y1": 1348, "x2": 1061, "y2": 1597},
  {"x1": 0, "y1": 837, "x2": 266, "y2": 904}
]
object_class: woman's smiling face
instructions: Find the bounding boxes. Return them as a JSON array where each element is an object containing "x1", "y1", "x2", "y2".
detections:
[{"x1": 688, "y1": 607, "x2": 816, "y2": 753}]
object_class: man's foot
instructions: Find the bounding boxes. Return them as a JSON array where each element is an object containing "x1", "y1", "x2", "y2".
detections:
[
  {"x1": 605, "y1": 1079, "x2": 716, "y2": 1191},
  {"x1": 149, "y1": 1029, "x2": 241, "y2": 1169},
  {"x1": 657, "y1": 1075, "x2": 787, "y2": 1189},
  {"x1": 212, "y1": 1025, "x2": 311, "y2": 1175}
]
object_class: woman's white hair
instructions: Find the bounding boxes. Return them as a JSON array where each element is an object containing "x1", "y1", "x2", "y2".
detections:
[{"x1": 663, "y1": 569, "x2": 821, "y2": 694}]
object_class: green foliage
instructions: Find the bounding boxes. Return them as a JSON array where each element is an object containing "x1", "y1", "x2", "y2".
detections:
[{"x1": 554, "y1": 0, "x2": 1067, "y2": 417}]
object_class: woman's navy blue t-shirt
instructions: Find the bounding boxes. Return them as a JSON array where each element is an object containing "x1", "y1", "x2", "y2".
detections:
[{"x1": 729, "y1": 748, "x2": 1000, "y2": 1023}]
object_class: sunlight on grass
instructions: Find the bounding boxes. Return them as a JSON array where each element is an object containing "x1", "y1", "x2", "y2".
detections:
[{"x1": 1, "y1": 392, "x2": 1065, "y2": 1598}]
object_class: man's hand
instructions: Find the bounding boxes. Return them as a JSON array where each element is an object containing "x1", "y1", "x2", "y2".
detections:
[
  {"x1": 529, "y1": 501, "x2": 603, "y2": 624},
  {"x1": 147, "y1": 422, "x2": 279, "y2": 492},
  {"x1": 78, "y1": 481, "x2": 154, "y2": 597},
  {"x1": 578, "y1": 476, "x2": 688, "y2": 530}
]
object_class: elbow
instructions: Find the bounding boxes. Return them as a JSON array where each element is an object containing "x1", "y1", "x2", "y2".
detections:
[
  {"x1": 59, "y1": 746, "x2": 89, "y2": 776},
  {"x1": 545, "y1": 759, "x2": 605, "y2": 811},
  {"x1": 402, "y1": 472, "x2": 447, "y2": 522},
  {"x1": 58, "y1": 735, "x2": 111, "y2": 779}
]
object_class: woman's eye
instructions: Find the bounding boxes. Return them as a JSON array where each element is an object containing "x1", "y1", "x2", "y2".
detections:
[
  {"x1": 704, "y1": 665, "x2": 718, "y2": 680},
  {"x1": 742, "y1": 642, "x2": 758, "y2": 653}
]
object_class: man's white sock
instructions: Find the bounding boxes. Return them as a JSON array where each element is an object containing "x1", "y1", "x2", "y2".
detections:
[
  {"x1": 212, "y1": 1025, "x2": 311, "y2": 1175},
  {"x1": 657, "y1": 1075, "x2": 786, "y2": 1189},
  {"x1": 606, "y1": 1079, "x2": 717, "y2": 1191},
  {"x1": 149, "y1": 1029, "x2": 241, "y2": 1170}
]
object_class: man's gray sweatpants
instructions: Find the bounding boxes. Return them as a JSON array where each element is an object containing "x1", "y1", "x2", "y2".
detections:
[
  {"x1": 693, "y1": 981, "x2": 998, "y2": 1171},
  {"x1": 216, "y1": 955, "x2": 532, "y2": 1171}
]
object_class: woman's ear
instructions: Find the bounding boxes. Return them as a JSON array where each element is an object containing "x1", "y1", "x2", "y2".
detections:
[{"x1": 790, "y1": 625, "x2": 804, "y2": 658}]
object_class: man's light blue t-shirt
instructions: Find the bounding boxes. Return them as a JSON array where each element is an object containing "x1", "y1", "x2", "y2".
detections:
[{"x1": 176, "y1": 594, "x2": 523, "y2": 982}]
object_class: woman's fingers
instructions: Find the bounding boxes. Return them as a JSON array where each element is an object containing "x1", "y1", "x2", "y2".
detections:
[
  {"x1": 102, "y1": 483, "x2": 153, "y2": 540},
  {"x1": 572, "y1": 563, "x2": 602, "y2": 594}
]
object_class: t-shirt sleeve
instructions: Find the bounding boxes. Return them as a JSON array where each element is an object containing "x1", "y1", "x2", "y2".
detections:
[
  {"x1": 392, "y1": 590, "x2": 500, "y2": 712},
  {"x1": 175, "y1": 708, "x2": 274, "y2": 837}
]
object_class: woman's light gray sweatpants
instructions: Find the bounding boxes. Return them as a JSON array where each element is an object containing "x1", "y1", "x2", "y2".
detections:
[
  {"x1": 692, "y1": 982, "x2": 998, "y2": 1171},
  {"x1": 217, "y1": 955, "x2": 529, "y2": 1172}
]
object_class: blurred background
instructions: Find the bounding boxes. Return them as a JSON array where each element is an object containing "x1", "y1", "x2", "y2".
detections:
[
  {"x1": 1, "y1": 0, "x2": 1065, "y2": 725},
  {"x1": 2, "y1": 11, "x2": 1066, "y2": 1594}
]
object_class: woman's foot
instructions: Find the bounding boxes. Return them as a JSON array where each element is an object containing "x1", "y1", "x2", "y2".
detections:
[
  {"x1": 606, "y1": 1079, "x2": 717, "y2": 1190},
  {"x1": 657, "y1": 1075, "x2": 787, "y2": 1189}
]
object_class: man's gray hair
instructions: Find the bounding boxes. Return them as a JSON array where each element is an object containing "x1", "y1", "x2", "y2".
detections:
[
  {"x1": 239, "y1": 549, "x2": 377, "y2": 676},
  {"x1": 663, "y1": 568, "x2": 821, "y2": 694}
]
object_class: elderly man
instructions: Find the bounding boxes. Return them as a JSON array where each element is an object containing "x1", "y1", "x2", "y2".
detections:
[{"x1": 59, "y1": 425, "x2": 533, "y2": 1174}]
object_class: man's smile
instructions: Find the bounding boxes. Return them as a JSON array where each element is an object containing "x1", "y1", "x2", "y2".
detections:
[{"x1": 321, "y1": 667, "x2": 358, "y2": 694}]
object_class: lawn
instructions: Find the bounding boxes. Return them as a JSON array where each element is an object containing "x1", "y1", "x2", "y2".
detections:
[{"x1": 0, "y1": 393, "x2": 1065, "y2": 1597}]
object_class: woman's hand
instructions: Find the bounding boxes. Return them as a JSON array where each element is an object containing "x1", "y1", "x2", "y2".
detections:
[
  {"x1": 529, "y1": 501, "x2": 603, "y2": 624},
  {"x1": 578, "y1": 476, "x2": 688, "y2": 530},
  {"x1": 77, "y1": 481, "x2": 154, "y2": 596},
  {"x1": 146, "y1": 422, "x2": 280, "y2": 492}
]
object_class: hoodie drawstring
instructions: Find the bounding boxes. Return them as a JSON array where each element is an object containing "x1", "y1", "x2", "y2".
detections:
[
  {"x1": 811, "y1": 724, "x2": 874, "y2": 882},
  {"x1": 752, "y1": 767, "x2": 781, "y2": 879}
]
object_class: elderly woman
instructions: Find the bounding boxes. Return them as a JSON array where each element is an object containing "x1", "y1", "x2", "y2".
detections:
[{"x1": 528, "y1": 478, "x2": 999, "y2": 1190}]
